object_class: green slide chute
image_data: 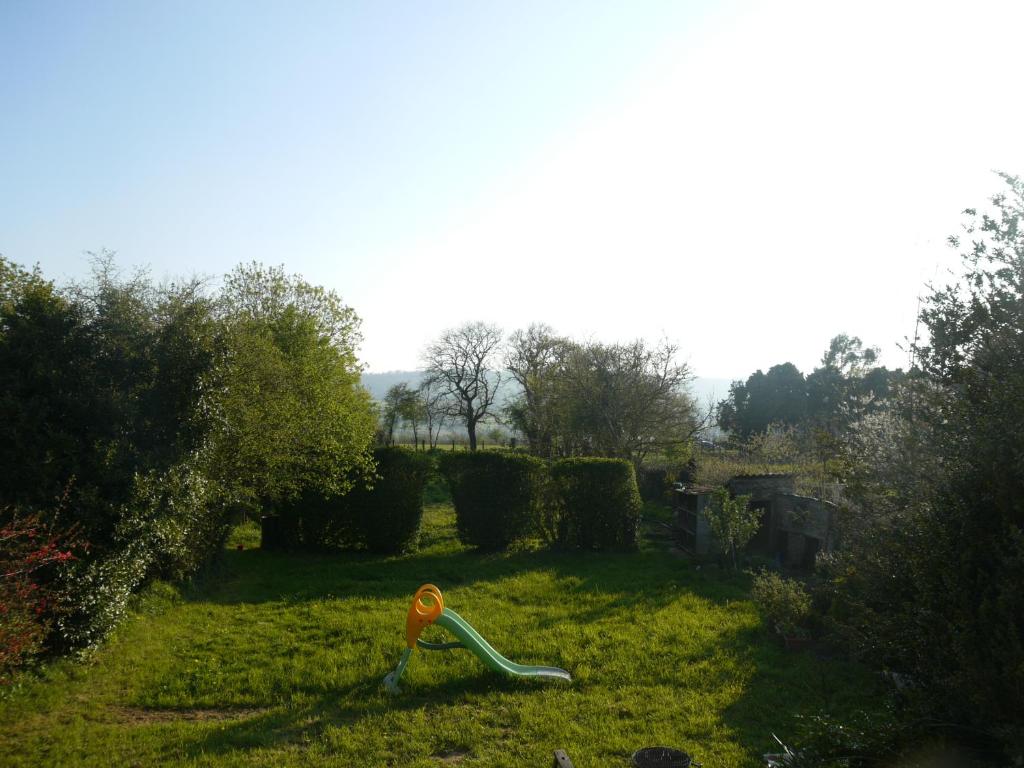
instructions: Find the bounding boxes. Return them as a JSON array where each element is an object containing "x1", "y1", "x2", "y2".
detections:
[{"x1": 383, "y1": 584, "x2": 571, "y2": 693}]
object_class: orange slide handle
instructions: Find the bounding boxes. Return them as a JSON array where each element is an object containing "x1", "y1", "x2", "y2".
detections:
[{"x1": 405, "y1": 584, "x2": 444, "y2": 649}]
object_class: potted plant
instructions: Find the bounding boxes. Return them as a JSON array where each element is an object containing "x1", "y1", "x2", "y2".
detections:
[{"x1": 751, "y1": 570, "x2": 812, "y2": 650}]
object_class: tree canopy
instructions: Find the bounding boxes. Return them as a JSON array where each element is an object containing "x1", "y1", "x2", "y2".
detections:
[{"x1": 718, "y1": 336, "x2": 903, "y2": 439}]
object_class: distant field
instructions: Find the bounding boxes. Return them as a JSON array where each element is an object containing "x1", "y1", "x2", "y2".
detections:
[{"x1": 0, "y1": 505, "x2": 876, "y2": 767}]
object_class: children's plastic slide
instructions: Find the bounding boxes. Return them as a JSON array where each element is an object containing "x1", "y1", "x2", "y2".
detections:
[{"x1": 383, "y1": 583, "x2": 571, "y2": 693}]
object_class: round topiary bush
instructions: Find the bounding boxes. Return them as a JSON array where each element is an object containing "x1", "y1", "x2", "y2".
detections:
[
  {"x1": 439, "y1": 451, "x2": 548, "y2": 550},
  {"x1": 552, "y1": 457, "x2": 641, "y2": 550}
]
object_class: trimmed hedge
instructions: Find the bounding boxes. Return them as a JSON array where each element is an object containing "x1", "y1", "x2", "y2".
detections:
[
  {"x1": 552, "y1": 458, "x2": 642, "y2": 550},
  {"x1": 271, "y1": 447, "x2": 431, "y2": 554},
  {"x1": 349, "y1": 447, "x2": 432, "y2": 554},
  {"x1": 439, "y1": 451, "x2": 548, "y2": 550}
]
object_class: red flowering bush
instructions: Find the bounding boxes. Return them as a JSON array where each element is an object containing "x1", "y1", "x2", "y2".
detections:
[{"x1": 0, "y1": 511, "x2": 79, "y2": 682}]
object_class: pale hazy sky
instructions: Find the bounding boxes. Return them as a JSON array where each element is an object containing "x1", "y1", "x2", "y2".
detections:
[{"x1": 2, "y1": 1, "x2": 1022, "y2": 378}]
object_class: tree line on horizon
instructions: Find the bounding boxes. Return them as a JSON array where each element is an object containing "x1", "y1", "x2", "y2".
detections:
[
  {"x1": 717, "y1": 333, "x2": 904, "y2": 441},
  {"x1": 378, "y1": 323, "x2": 703, "y2": 467}
]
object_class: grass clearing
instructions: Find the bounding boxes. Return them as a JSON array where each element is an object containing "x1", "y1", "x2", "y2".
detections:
[{"x1": 0, "y1": 505, "x2": 878, "y2": 767}]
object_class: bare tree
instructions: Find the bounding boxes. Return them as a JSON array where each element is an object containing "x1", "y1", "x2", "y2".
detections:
[
  {"x1": 422, "y1": 322, "x2": 503, "y2": 451},
  {"x1": 419, "y1": 373, "x2": 450, "y2": 449}
]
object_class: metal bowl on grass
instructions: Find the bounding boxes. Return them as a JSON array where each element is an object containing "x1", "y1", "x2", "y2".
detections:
[{"x1": 631, "y1": 746, "x2": 695, "y2": 768}]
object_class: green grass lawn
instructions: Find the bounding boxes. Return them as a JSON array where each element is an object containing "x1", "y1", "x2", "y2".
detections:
[{"x1": 0, "y1": 505, "x2": 878, "y2": 767}]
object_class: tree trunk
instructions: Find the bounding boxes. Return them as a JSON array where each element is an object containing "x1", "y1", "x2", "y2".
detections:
[{"x1": 467, "y1": 418, "x2": 478, "y2": 451}]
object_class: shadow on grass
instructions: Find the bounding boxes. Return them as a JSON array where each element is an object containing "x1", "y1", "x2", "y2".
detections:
[
  {"x1": 190, "y1": 544, "x2": 750, "y2": 617},
  {"x1": 146, "y1": 618, "x2": 871, "y2": 765},
  {"x1": 160, "y1": 668, "x2": 561, "y2": 762},
  {"x1": 159, "y1": 516, "x2": 877, "y2": 762}
]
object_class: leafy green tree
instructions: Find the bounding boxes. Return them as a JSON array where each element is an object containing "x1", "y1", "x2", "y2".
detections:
[
  {"x1": 380, "y1": 383, "x2": 407, "y2": 446},
  {"x1": 380, "y1": 382, "x2": 426, "y2": 446},
  {"x1": 504, "y1": 324, "x2": 568, "y2": 457},
  {"x1": 705, "y1": 488, "x2": 758, "y2": 570},
  {"x1": 718, "y1": 362, "x2": 807, "y2": 437},
  {"x1": 806, "y1": 335, "x2": 902, "y2": 437},
  {"x1": 719, "y1": 341, "x2": 902, "y2": 441},
  {"x1": 504, "y1": 331, "x2": 699, "y2": 465},
  {"x1": 396, "y1": 388, "x2": 427, "y2": 447},
  {"x1": 208, "y1": 263, "x2": 376, "y2": 510},
  {"x1": 0, "y1": 263, "x2": 105, "y2": 518},
  {"x1": 557, "y1": 339, "x2": 697, "y2": 466}
]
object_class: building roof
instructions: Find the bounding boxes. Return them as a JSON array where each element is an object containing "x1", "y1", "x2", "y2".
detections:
[{"x1": 673, "y1": 484, "x2": 715, "y2": 494}]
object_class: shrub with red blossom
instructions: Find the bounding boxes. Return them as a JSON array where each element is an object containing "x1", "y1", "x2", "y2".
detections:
[{"x1": 0, "y1": 512, "x2": 79, "y2": 682}]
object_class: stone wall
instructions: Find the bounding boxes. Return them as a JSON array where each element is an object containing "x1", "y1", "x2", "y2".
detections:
[{"x1": 725, "y1": 473, "x2": 796, "y2": 500}]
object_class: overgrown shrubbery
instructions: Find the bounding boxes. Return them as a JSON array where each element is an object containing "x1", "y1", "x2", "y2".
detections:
[
  {"x1": 798, "y1": 175, "x2": 1024, "y2": 762},
  {"x1": 751, "y1": 571, "x2": 811, "y2": 637},
  {"x1": 0, "y1": 255, "x2": 376, "y2": 674},
  {"x1": 0, "y1": 510, "x2": 79, "y2": 681},
  {"x1": 129, "y1": 459, "x2": 230, "y2": 581},
  {"x1": 551, "y1": 458, "x2": 641, "y2": 550},
  {"x1": 439, "y1": 451, "x2": 548, "y2": 550},
  {"x1": 52, "y1": 537, "x2": 154, "y2": 653}
]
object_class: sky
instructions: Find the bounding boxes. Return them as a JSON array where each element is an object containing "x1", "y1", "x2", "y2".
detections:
[{"x1": 3, "y1": 0, "x2": 1023, "y2": 379}]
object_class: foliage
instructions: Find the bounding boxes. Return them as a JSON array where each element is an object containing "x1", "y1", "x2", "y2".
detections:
[
  {"x1": 270, "y1": 448, "x2": 432, "y2": 554},
  {"x1": 0, "y1": 266, "x2": 115, "y2": 538},
  {"x1": 379, "y1": 383, "x2": 427, "y2": 447},
  {"x1": 718, "y1": 363, "x2": 808, "y2": 436},
  {"x1": 209, "y1": 263, "x2": 377, "y2": 511},
  {"x1": 551, "y1": 457, "x2": 642, "y2": 550},
  {"x1": 0, "y1": 255, "x2": 377, "y2": 670},
  {"x1": 0, "y1": 256, "x2": 228, "y2": 658},
  {"x1": 52, "y1": 537, "x2": 154, "y2": 653},
  {"x1": 126, "y1": 457, "x2": 230, "y2": 581},
  {"x1": 692, "y1": 445, "x2": 819, "y2": 491},
  {"x1": 348, "y1": 447, "x2": 432, "y2": 554},
  {"x1": 438, "y1": 450, "x2": 547, "y2": 549},
  {"x1": 503, "y1": 323, "x2": 567, "y2": 457},
  {"x1": 505, "y1": 328, "x2": 699, "y2": 466},
  {"x1": 751, "y1": 571, "x2": 811, "y2": 637},
  {"x1": 705, "y1": 488, "x2": 759, "y2": 570},
  {"x1": 769, "y1": 706, "x2": 915, "y2": 768},
  {"x1": 820, "y1": 174, "x2": 1024, "y2": 759},
  {"x1": 0, "y1": 509, "x2": 78, "y2": 681},
  {"x1": 718, "y1": 341, "x2": 903, "y2": 440}
]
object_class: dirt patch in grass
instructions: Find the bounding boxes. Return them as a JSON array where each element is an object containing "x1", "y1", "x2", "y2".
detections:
[
  {"x1": 433, "y1": 748, "x2": 470, "y2": 763},
  {"x1": 110, "y1": 706, "x2": 268, "y2": 725}
]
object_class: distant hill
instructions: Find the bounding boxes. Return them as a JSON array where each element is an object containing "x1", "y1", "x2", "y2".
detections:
[{"x1": 361, "y1": 371, "x2": 735, "y2": 408}]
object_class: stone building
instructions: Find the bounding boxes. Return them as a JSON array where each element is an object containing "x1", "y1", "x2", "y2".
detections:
[{"x1": 672, "y1": 473, "x2": 838, "y2": 568}]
